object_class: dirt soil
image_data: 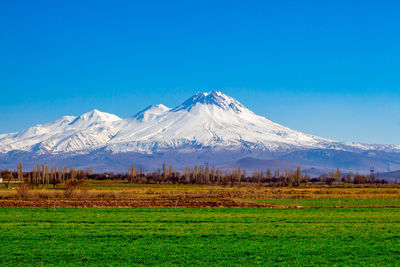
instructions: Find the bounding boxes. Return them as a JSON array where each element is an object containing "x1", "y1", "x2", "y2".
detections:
[{"x1": 0, "y1": 198, "x2": 279, "y2": 208}]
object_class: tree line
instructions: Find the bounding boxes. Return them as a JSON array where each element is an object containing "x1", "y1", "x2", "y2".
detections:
[
  {"x1": 0, "y1": 162, "x2": 394, "y2": 187},
  {"x1": 0, "y1": 163, "x2": 92, "y2": 188}
]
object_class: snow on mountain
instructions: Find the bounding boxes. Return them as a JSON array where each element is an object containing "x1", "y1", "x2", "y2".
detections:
[
  {"x1": 69, "y1": 109, "x2": 121, "y2": 128},
  {"x1": 107, "y1": 91, "x2": 339, "y2": 153},
  {"x1": 0, "y1": 110, "x2": 121, "y2": 153},
  {"x1": 171, "y1": 91, "x2": 249, "y2": 113},
  {"x1": 134, "y1": 104, "x2": 171, "y2": 122},
  {"x1": 0, "y1": 91, "x2": 399, "y2": 171}
]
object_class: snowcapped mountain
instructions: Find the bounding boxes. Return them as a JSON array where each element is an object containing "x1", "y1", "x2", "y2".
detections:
[
  {"x1": 0, "y1": 110, "x2": 122, "y2": 153},
  {"x1": 1, "y1": 91, "x2": 399, "y2": 172},
  {"x1": 134, "y1": 104, "x2": 171, "y2": 122}
]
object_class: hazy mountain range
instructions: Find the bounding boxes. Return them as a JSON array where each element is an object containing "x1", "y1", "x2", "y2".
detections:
[{"x1": 1, "y1": 91, "x2": 399, "y2": 176}]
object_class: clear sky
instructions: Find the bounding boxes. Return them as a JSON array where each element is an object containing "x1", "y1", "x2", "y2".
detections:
[{"x1": 1, "y1": 0, "x2": 399, "y2": 144}]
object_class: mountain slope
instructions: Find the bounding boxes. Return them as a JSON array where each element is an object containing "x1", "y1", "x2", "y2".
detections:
[
  {"x1": 231, "y1": 157, "x2": 299, "y2": 171},
  {"x1": 0, "y1": 91, "x2": 399, "y2": 172},
  {"x1": 0, "y1": 110, "x2": 122, "y2": 153},
  {"x1": 106, "y1": 91, "x2": 348, "y2": 153}
]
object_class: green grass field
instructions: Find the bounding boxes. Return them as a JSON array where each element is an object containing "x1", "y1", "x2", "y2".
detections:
[
  {"x1": 1, "y1": 208, "x2": 399, "y2": 266},
  {"x1": 255, "y1": 198, "x2": 400, "y2": 208}
]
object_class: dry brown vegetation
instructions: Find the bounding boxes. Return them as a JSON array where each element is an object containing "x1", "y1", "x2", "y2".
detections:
[
  {"x1": 0, "y1": 181, "x2": 399, "y2": 208},
  {"x1": 1, "y1": 162, "x2": 397, "y2": 208}
]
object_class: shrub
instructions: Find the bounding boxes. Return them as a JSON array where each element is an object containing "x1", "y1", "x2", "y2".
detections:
[
  {"x1": 64, "y1": 180, "x2": 78, "y2": 198},
  {"x1": 16, "y1": 183, "x2": 30, "y2": 199}
]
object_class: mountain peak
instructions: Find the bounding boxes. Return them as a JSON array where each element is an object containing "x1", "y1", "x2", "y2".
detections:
[
  {"x1": 134, "y1": 104, "x2": 170, "y2": 122},
  {"x1": 171, "y1": 91, "x2": 249, "y2": 113},
  {"x1": 2, "y1": 91, "x2": 400, "y2": 173},
  {"x1": 70, "y1": 109, "x2": 121, "y2": 127},
  {"x1": 80, "y1": 109, "x2": 120, "y2": 120}
]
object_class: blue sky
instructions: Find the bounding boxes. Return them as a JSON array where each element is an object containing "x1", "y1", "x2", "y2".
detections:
[{"x1": 1, "y1": 0, "x2": 399, "y2": 144}]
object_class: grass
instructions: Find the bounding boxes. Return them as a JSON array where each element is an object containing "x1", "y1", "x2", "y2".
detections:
[
  {"x1": 0, "y1": 208, "x2": 399, "y2": 266},
  {"x1": 255, "y1": 198, "x2": 400, "y2": 208}
]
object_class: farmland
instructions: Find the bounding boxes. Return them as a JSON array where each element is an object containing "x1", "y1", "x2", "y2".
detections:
[
  {"x1": 1, "y1": 180, "x2": 400, "y2": 208},
  {"x1": 1, "y1": 182, "x2": 399, "y2": 265},
  {"x1": 1, "y1": 208, "x2": 399, "y2": 266}
]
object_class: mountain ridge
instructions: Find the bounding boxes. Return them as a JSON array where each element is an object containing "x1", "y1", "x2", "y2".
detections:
[{"x1": 0, "y1": 91, "x2": 399, "y2": 172}]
